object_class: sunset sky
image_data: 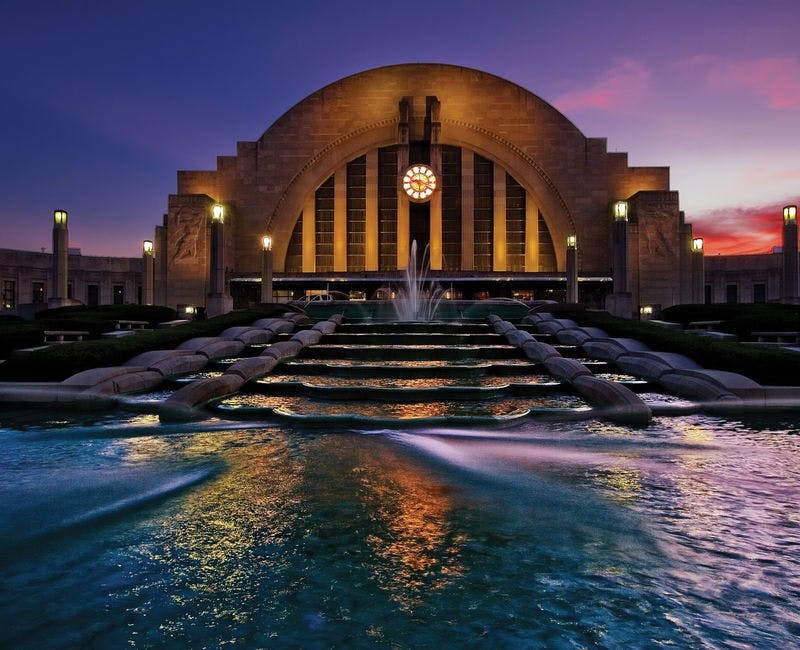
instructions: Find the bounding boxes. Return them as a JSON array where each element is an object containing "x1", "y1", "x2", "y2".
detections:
[{"x1": 1, "y1": 1, "x2": 798, "y2": 257}]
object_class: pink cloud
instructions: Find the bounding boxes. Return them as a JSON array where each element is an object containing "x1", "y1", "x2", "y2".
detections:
[
  {"x1": 691, "y1": 201, "x2": 790, "y2": 255},
  {"x1": 554, "y1": 59, "x2": 650, "y2": 113},
  {"x1": 692, "y1": 56, "x2": 800, "y2": 110}
]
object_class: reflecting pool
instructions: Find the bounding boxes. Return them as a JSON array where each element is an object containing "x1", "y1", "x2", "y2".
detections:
[{"x1": 2, "y1": 410, "x2": 800, "y2": 647}]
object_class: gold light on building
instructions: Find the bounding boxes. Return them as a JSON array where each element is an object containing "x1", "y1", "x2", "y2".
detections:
[
  {"x1": 567, "y1": 234, "x2": 577, "y2": 248},
  {"x1": 53, "y1": 210, "x2": 68, "y2": 225},
  {"x1": 691, "y1": 237, "x2": 704, "y2": 252},
  {"x1": 784, "y1": 205, "x2": 798, "y2": 223},
  {"x1": 613, "y1": 201, "x2": 628, "y2": 221},
  {"x1": 143, "y1": 239, "x2": 154, "y2": 254},
  {"x1": 262, "y1": 235, "x2": 273, "y2": 251},
  {"x1": 212, "y1": 204, "x2": 225, "y2": 223}
]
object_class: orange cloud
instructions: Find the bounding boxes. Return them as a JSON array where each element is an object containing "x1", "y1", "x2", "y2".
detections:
[
  {"x1": 691, "y1": 201, "x2": 791, "y2": 255},
  {"x1": 554, "y1": 59, "x2": 650, "y2": 113}
]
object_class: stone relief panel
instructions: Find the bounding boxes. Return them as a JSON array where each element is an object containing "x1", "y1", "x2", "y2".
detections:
[{"x1": 169, "y1": 206, "x2": 205, "y2": 265}]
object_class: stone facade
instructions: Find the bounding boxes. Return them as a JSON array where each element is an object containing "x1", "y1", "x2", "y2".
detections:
[
  {"x1": 0, "y1": 248, "x2": 142, "y2": 317},
  {"x1": 156, "y1": 63, "x2": 695, "y2": 312},
  {"x1": 705, "y1": 253, "x2": 785, "y2": 304}
]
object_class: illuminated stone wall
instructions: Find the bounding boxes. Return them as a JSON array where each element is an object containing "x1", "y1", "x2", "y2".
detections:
[{"x1": 160, "y1": 63, "x2": 692, "y2": 310}]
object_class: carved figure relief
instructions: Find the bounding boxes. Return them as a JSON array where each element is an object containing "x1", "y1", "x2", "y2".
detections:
[{"x1": 169, "y1": 207, "x2": 203, "y2": 264}]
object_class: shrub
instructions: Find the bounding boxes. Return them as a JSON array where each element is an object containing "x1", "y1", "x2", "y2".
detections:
[
  {"x1": 0, "y1": 305, "x2": 291, "y2": 381},
  {"x1": 556, "y1": 307, "x2": 800, "y2": 386}
]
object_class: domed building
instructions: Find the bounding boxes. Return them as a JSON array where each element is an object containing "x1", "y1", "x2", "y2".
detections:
[{"x1": 152, "y1": 63, "x2": 700, "y2": 314}]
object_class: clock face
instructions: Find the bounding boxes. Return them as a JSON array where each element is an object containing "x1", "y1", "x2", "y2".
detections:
[{"x1": 401, "y1": 164, "x2": 438, "y2": 202}]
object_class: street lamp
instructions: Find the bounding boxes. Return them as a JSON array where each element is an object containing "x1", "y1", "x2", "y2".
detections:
[
  {"x1": 566, "y1": 234, "x2": 578, "y2": 303},
  {"x1": 613, "y1": 201, "x2": 628, "y2": 221},
  {"x1": 212, "y1": 204, "x2": 225, "y2": 223},
  {"x1": 783, "y1": 205, "x2": 799, "y2": 302},
  {"x1": 261, "y1": 234, "x2": 274, "y2": 303},
  {"x1": 691, "y1": 237, "x2": 704, "y2": 253},
  {"x1": 53, "y1": 209, "x2": 68, "y2": 226},
  {"x1": 142, "y1": 240, "x2": 154, "y2": 305}
]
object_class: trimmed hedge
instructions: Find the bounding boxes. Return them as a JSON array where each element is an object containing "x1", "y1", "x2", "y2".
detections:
[
  {"x1": 555, "y1": 307, "x2": 800, "y2": 386},
  {"x1": 0, "y1": 305, "x2": 292, "y2": 381},
  {"x1": 662, "y1": 303, "x2": 800, "y2": 339}
]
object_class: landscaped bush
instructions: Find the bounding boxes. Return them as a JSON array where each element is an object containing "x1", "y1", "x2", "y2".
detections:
[
  {"x1": 0, "y1": 305, "x2": 292, "y2": 381},
  {"x1": 557, "y1": 307, "x2": 800, "y2": 386},
  {"x1": 662, "y1": 303, "x2": 800, "y2": 339},
  {"x1": 36, "y1": 304, "x2": 177, "y2": 327}
]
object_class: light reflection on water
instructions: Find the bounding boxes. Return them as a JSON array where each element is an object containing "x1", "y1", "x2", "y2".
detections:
[
  {"x1": 218, "y1": 394, "x2": 586, "y2": 416},
  {"x1": 257, "y1": 374, "x2": 556, "y2": 387},
  {"x1": 1, "y1": 413, "x2": 800, "y2": 647}
]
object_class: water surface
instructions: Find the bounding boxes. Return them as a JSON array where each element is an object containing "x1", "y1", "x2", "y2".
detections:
[{"x1": 1, "y1": 411, "x2": 799, "y2": 647}]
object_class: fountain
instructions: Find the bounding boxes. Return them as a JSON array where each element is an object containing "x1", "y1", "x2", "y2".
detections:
[{"x1": 393, "y1": 240, "x2": 446, "y2": 322}]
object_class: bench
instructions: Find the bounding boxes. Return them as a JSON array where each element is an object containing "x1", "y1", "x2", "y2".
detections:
[
  {"x1": 752, "y1": 331, "x2": 800, "y2": 343},
  {"x1": 44, "y1": 330, "x2": 90, "y2": 344},
  {"x1": 158, "y1": 319, "x2": 190, "y2": 328},
  {"x1": 648, "y1": 320, "x2": 682, "y2": 330},
  {"x1": 687, "y1": 320, "x2": 723, "y2": 331},
  {"x1": 115, "y1": 319, "x2": 149, "y2": 330}
]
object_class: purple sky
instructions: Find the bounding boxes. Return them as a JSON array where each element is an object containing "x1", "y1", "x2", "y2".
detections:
[{"x1": 1, "y1": 1, "x2": 798, "y2": 257}]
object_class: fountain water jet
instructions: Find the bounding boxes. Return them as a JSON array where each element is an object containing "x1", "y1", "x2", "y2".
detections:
[{"x1": 393, "y1": 241, "x2": 446, "y2": 322}]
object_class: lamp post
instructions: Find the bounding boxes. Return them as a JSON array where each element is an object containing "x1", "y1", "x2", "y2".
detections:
[
  {"x1": 142, "y1": 239, "x2": 154, "y2": 305},
  {"x1": 50, "y1": 209, "x2": 69, "y2": 307},
  {"x1": 612, "y1": 201, "x2": 628, "y2": 293},
  {"x1": 207, "y1": 203, "x2": 233, "y2": 316},
  {"x1": 691, "y1": 237, "x2": 705, "y2": 304},
  {"x1": 783, "y1": 205, "x2": 798, "y2": 302},
  {"x1": 566, "y1": 234, "x2": 578, "y2": 303},
  {"x1": 261, "y1": 234, "x2": 274, "y2": 303}
]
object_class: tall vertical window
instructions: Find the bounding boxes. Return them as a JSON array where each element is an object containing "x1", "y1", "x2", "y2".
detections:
[
  {"x1": 441, "y1": 145, "x2": 462, "y2": 271},
  {"x1": 473, "y1": 154, "x2": 493, "y2": 271},
  {"x1": 2, "y1": 280, "x2": 16, "y2": 310},
  {"x1": 538, "y1": 211, "x2": 556, "y2": 272},
  {"x1": 32, "y1": 281, "x2": 45, "y2": 304},
  {"x1": 725, "y1": 283, "x2": 738, "y2": 304},
  {"x1": 113, "y1": 285, "x2": 125, "y2": 305},
  {"x1": 315, "y1": 176, "x2": 335, "y2": 272},
  {"x1": 347, "y1": 155, "x2": 366, "y2": 271},
  {"x1": 87, "y1": 284, "x2": 99, "y2": 306},
  {"x1": 285, "y1": 216, "x2": 303, "y2": 273},
  {"x1": 506, "y1": 174, "x2": 525, "y2": 272},
  {"x1": 378, "y1": 146, "x2": 398, "y2": 271},
  {"x1": 753, "y1": 283, "x2": 766, "y2": 303}
]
